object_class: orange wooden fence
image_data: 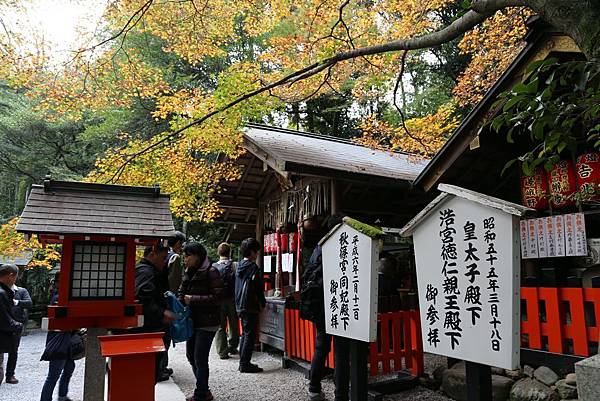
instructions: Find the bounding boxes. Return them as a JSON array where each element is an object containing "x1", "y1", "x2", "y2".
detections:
[
  {"x1": 284, "y1": 308, "x2": 424, "y2": 376},
  {"x1": 521, "y1": 287, "x2": 600, "y2": 357}
]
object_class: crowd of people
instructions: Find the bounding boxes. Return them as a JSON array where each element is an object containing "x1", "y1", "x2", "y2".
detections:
[
  {"x1": 133, "y1": 233, "x2": 266, "y2": 401},
  {"x1": 0, "y1": 227, "x2": 359, "y2": 401}
]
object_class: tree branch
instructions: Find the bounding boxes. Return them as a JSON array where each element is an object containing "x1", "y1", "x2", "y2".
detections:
[
  {"x1": 393, "y1": 51, "x2": 431, "y2": 154},
  {"x1": 107, "y1": 0, "x2": 524, "y2": 182}
]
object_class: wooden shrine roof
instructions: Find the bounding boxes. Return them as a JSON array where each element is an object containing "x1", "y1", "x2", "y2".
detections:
[
  {"x1": 214, "y1": 125, "x2": 432, "y2": 242},
  {"x1": 17, "y1": 179, "x2": 176, "y2": 238},
  {"x1": 244, "y1": 124, "x2": 429, "y2": 182}
]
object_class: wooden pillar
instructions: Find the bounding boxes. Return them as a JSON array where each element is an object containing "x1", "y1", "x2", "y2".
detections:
[
  {"x1": 274, "y1": 227, "x2": 283, "y2": 297},
  {"x1": 83, "y1": 327, "x2": 108, "y2": 401},
  {"x1": 465, "y1": 361, "x2": 492, "y2": 401},
  {"x1": 295, "y1": 221, "x2": 303, "y2": 292},
  {"x1": 331, "y1": 179, "x2": 341, "y2": 216},
  {"x1": 350, "y1": 340, "x2": 369, "y2": 401},
  {"x1": 256, "y1": 203, "x2": 264, "y2": 271}
]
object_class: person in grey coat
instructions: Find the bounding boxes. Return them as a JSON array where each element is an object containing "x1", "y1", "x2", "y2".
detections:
[{"x1": 4, "y1": 282, "x2": 32, "y2": 384}]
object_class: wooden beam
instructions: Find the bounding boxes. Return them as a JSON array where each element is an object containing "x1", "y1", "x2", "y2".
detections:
[
  {"x1": 235, "y1": 156, "x2": 256, "y2": 197},
  {"x1": 214, "y1": 220, "x2": 256, "y2": 227},
  {"x1": 213, "y1": 195, "x2": 257, "y2": 210},
  {"x1": 243, "y1": 137, "x2": 293, "y2": 189}
]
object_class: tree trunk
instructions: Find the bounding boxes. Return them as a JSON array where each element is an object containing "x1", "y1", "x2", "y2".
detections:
[{"x1": 525, "y1": 0, "x2": 600, "y2": 60}]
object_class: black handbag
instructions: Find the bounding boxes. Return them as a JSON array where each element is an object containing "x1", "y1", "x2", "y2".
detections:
[
  {"x1": 70, "y1": 329, "x2": 86, "y2": 360},
  {"x1": 41, "y1": 331, "x2": 72, "y2": 361}
]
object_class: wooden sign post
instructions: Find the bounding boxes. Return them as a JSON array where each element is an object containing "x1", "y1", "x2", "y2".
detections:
[
  {"x1": 321, "y1": 217, "x2": 383, "y2": 401},
  {"x1": 401, "y1": 184, "x2": 530, "y2": 401}
]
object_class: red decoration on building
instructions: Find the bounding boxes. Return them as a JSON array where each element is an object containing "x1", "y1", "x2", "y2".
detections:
[
  {"x1": 549, "y1": 160, "x2": 577, "y2": 208},
  {"x1": 289, "y1": 232, "x2": 298, "y2": 252},
  {"x1": 520, "y1": 168, "x2": 549, "y2": 210},
  {"x1": 576, "y1": 152, "x2": 600, "y2": 201},
  {"x1": 280, "y1": 233, "x2": 289, "y2": 253}
]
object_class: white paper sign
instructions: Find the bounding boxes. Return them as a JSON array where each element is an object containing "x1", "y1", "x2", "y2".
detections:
[
  {"x1": 575, "y1": 213, "x2": 587, "y2": 256},
  {"x1": 527, "y1": 219, "x2": 539, "y2": 258},
  {"x1": 546, "y1": 217, "x2": 556, "y2": 257},
  {"x1": 282, "y1": 253, "x2": 294, "y2": 272},
  {"x1": 554, "y1": 215, "x2": 566, "y2": 257},
  {"x1": 412, "y1": 196, "x2": 520, "y2": 370},
  {"x1": 263, "y1": 255, "x2": 272, "y2": 273},
  {"x1": 322, "y1": 223, "x2": 379, "y2": 342},
  {"x1": 521, "y1": 214, "x2": 587, "y2": 259},
  {"x1": 564, "y1": 214, "x2": 576, "y2": 256},
  {"x1": 537, "y1": 218, "x2": 548, "y2": 258},
  {"x1": 520, "y1": 221, "x2": 529, "y2": 259}
]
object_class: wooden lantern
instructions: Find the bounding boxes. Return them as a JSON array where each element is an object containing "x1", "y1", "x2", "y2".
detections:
[{"x1": 16, "y1": 179, "x2": 176, "y2": 331}]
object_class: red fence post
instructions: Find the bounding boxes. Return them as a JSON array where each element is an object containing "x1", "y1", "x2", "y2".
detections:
[
  {"x1": 560, "y1": 288, "x2": 589, "y2": 356},
  {"x1": 539, "y1": 287, "x2": 564, "y2": 354},
  {"x1": 521, "y1": 287, "x2": 542, "y2": 349},
  {"x1": 410, "y1": 310, "x2": 424, "y2": 376}
]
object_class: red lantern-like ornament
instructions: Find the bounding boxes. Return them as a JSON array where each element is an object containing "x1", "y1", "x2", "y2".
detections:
[
  {"x1": 576, "y1": 152, "x2": 600, "y2": 201},
  {"x1": 549, "y1": 159, "x2": 577, "y2": 208},
  {"x1": 280, "y1": 233, "x2": 289, "y2": 253},
  {"x1": 520, "y1": 168, "x2": 549, "y2": 210}
]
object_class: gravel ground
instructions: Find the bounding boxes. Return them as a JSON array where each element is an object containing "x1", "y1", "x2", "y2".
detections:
[
  {"x1": 0, "y1": 330, "x2": 86, "y2": 401},
  {"x1": 2, "y1": 330, "x2": 452, "y2": 401},
  {"x1": 169, "y1": 342, "x2": 453, "y2": 401}
]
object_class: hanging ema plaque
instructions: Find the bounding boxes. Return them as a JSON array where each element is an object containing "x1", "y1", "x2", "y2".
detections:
[
  {"x1": 320, "y1": 217, "x2": 382, "y2": 342},
  {"x1": 401, "y1": 184, "x2": 529, "y2": 370}
]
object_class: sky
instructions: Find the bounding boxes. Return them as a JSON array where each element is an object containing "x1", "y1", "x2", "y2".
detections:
[{"x1": 7, "y1": 0, "x2": 108, "y2": 63}]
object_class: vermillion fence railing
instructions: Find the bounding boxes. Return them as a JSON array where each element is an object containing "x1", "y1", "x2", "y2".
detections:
[
  {"x1": 520, "y1": 287, "x2": 600, "y2": 357},
  {"x1": 284, "y1": 307, "x2": 424, "y2": 377}
]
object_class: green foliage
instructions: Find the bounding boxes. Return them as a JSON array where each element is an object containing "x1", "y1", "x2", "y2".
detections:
[
  {"x1": 343, "y1": 217, "x2": 384, "y2": 238},
  {"x1": 491, "y1": 58, "x2": 600, "y2": 175}
]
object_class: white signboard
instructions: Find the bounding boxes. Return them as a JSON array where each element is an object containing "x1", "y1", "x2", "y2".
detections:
[
  {"x1": 411, "y1": 196, "x2": 520, "y2": 370},
  {"x1": 322, "y1": 223, "x2": 379, "y2": 342}
]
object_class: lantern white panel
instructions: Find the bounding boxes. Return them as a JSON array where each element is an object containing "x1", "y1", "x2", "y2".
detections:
[{"x1": 70, "y1": 243, "x2": 127, "y2": 299}]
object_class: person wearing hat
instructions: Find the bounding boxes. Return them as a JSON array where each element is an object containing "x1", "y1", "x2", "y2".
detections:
[{"x1": 0, "y1": 264, "x2": 23, "y2": 386}]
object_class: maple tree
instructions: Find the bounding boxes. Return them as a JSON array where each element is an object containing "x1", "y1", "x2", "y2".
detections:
[
  {"x1": 0, "y1": 218, "x2": 61, "y2": 270},
  {"x1": 1, "y1": 0, "x2": 598, "y2": 221}
]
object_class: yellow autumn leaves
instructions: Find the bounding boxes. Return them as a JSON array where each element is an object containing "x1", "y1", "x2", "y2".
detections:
[{"x1": 1, "y1": 1, "x2": 531, "y2": 222}]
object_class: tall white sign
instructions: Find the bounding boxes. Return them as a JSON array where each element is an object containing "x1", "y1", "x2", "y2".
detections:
[
  {"x1": 322, "y1": 223, "x2": 379, "y2": 342},
  {"x1": 410, "y1": 196, "x2": 520, "y2": 370}
]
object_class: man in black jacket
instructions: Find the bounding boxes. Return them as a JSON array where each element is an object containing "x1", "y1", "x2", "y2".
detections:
[
  {"x1": 303, "y1": 215, "x2": 350, "y2": 401},
  {"x1": 234, "y1": 238, "x2": 265, "y2": 373},
  {"x1": 135, "y1": 244, "x2": 176, "y2": 382},
  {"x1": 4, "y1": 281, "x2": 32, "y2": 384},
  {"x1": 0, "y1": 264, "x2": 23, "y2": 387}
]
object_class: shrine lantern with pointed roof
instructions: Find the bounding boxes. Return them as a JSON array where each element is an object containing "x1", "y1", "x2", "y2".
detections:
[{"x1": 16, "y1": 177, "x2": 176, "y2": 331}]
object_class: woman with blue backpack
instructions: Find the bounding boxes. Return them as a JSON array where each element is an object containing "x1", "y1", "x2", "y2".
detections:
[{"x1": 179, "y1": 242, "x2": 224, "y2": 401}]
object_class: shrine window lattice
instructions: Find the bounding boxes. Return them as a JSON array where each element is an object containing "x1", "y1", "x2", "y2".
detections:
[{"x1": 70, "y1": 243, "x2": 126, "y2": 299}]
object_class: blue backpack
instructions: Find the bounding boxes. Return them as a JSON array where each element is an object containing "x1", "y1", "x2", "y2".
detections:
[{"x1": 164, "y1": 291, "x2": 194, "y2": 344}]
